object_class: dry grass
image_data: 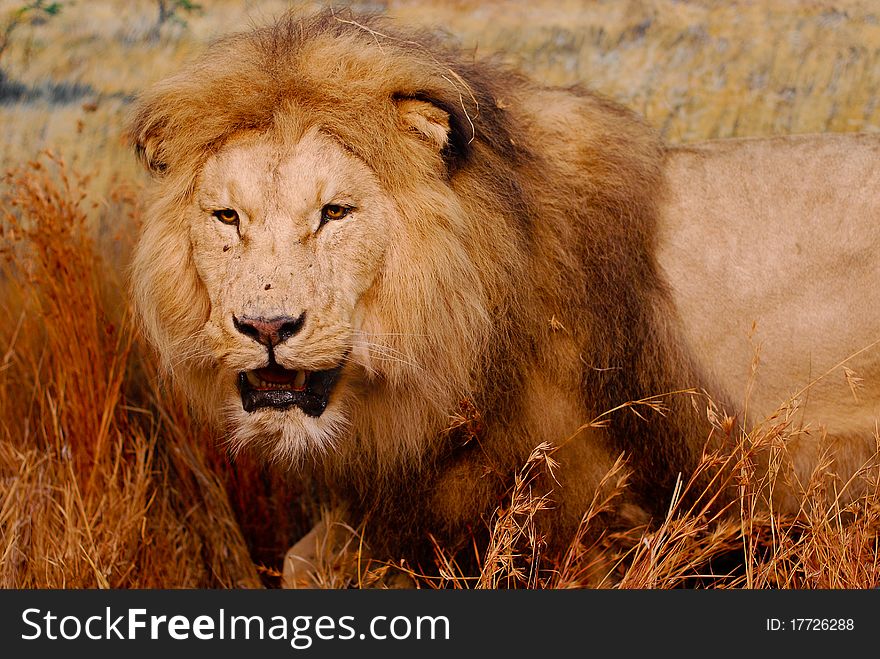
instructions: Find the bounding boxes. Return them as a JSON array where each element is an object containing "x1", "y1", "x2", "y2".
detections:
[
  {"x1": 1, "y1": 1, "x2": 879, "y2": 588},
  {"x1": 0, "y1": 154, "x2": 308, "y2": 587},
  {"x1": 382, "y1": 392, "x2": 879, "y2": 590},
  {"x1": 3, "y1": 0, "x2": 880, "y2": 198}
]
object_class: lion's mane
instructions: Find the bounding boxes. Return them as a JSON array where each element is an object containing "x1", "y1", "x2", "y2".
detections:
[{"x1": 129, "y1": 11, "x2": 717, "y2": 560}]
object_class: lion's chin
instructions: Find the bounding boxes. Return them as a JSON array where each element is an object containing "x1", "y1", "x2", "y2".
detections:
[
  {"x1": 237, "y1": 363, "x2": 343, "y2": 417},
  {"x1": 225, "y1": 393, "x2": 350, "y2": 463}
]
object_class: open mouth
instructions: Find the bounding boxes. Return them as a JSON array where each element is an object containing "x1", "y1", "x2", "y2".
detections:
[{"x1": 237, "y1": 363, "x2": 343, "y2": 417}]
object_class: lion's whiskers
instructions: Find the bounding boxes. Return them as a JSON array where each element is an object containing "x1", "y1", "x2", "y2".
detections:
[
  {"x1": 161, "y1": 338, "x2": 214, "y2": 373},
  {"x1": 351, "y1": 336, "x2": 424, "y2": 371}
]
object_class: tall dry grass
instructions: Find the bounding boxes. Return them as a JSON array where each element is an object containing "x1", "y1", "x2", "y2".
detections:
[
  {"x1": 405, "y1": 393, "x2": 880, "y2": 590},
  {"x1": 0, "y1": 154, "x2": 310, "y2": 587}
]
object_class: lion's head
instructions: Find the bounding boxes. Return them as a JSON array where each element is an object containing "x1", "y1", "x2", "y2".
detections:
[{"x1": 128, "y1": 12, "x2": 526, "y2": 466}]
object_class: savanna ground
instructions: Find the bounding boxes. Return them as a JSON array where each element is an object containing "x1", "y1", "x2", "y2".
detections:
[{"x1": 1, "y1": 0, "x2": 878, "y2": 589}]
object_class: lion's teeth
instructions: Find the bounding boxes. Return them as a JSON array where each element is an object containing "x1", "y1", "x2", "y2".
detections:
[{"x1": 244, "y1": 370, "x2": 308, "y2": 391}]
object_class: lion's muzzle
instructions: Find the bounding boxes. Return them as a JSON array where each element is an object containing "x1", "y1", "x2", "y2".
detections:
[{"x1": 231, "y1": 312, "x2": 344, "y2": 417}]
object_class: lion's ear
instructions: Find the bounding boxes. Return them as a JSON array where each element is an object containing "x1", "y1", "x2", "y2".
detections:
[
  {"x1": 396, "y1": 97, "x2": 451, "y2": 152},
  {"x1": 128, "y1": 107, "x2": 169, "y2": 176},
  {"x1": 133, "y1": 138, "x2": 168, "y2": 176}
]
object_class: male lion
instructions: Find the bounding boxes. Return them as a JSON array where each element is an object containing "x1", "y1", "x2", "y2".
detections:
[{"x1": 128, "y1": 11, "x2": 880, "y2": 584}]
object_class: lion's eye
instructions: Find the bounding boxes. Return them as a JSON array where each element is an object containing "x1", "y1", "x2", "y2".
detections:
[
  {"x1": 320, "y1": 204, "x2": 352, "y2": 223},
  {"x1": 213, "y1": 208, "x2": 239, "y2": 225}
]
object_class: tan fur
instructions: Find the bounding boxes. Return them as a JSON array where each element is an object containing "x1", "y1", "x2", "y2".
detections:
[
  {"x1": 128, "y1": 10, "x2": 879, "y2": 567},
  {"x1": 659, "y1": 133, "x2": 880, "y2": 509}
]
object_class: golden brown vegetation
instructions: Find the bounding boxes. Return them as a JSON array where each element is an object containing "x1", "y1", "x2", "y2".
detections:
[
  {"x1": 1, "y1": 1, "x2": 878, "y2": 588},
  {"x1": 388, "y1": 396, "x2": 879, "y2": 590},
  {"x1": 0, "y1": 155, "x2": 310, "y2": 587}
]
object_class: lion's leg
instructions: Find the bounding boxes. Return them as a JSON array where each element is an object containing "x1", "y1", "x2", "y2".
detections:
[
  {"x1": 282, "y1": 508, "x2": 415, "y2": 588},
  {"x1": 282, "y1": 508, "x2": 359, "y2": 588}
]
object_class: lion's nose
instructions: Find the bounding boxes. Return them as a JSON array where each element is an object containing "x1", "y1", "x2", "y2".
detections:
[{"x1": 233, "y1": 313, "x2": 306, "y2": 348}]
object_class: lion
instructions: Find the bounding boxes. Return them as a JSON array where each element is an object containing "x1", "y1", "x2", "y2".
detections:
[{"x1": 127, "y1": 10, "x2": 880, "y2": 584}]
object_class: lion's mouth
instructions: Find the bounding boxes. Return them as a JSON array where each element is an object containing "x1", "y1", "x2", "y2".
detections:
[{"x1": 237, "y1": 363, "x2": 342, "y2": 417}]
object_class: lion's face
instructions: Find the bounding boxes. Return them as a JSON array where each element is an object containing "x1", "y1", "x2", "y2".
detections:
[{"x1": 189, "y1": 128, "x2": 395, "y2": 454}]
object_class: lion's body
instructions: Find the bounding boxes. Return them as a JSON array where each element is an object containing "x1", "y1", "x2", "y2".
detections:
[
  {"x1": 129, "y1": 12, "x2": 880, "y2": 570},
  {"x1": 660, "y1": 133, "x2": 880, "y2": 507}
]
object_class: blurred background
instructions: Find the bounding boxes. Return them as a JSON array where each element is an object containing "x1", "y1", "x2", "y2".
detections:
[
  {"x1": 2, "y1": 0, "x2": 880, "y2": 197},
  {"x1": 1, "y1": 0, "x2": 878, "y2": 588}
]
